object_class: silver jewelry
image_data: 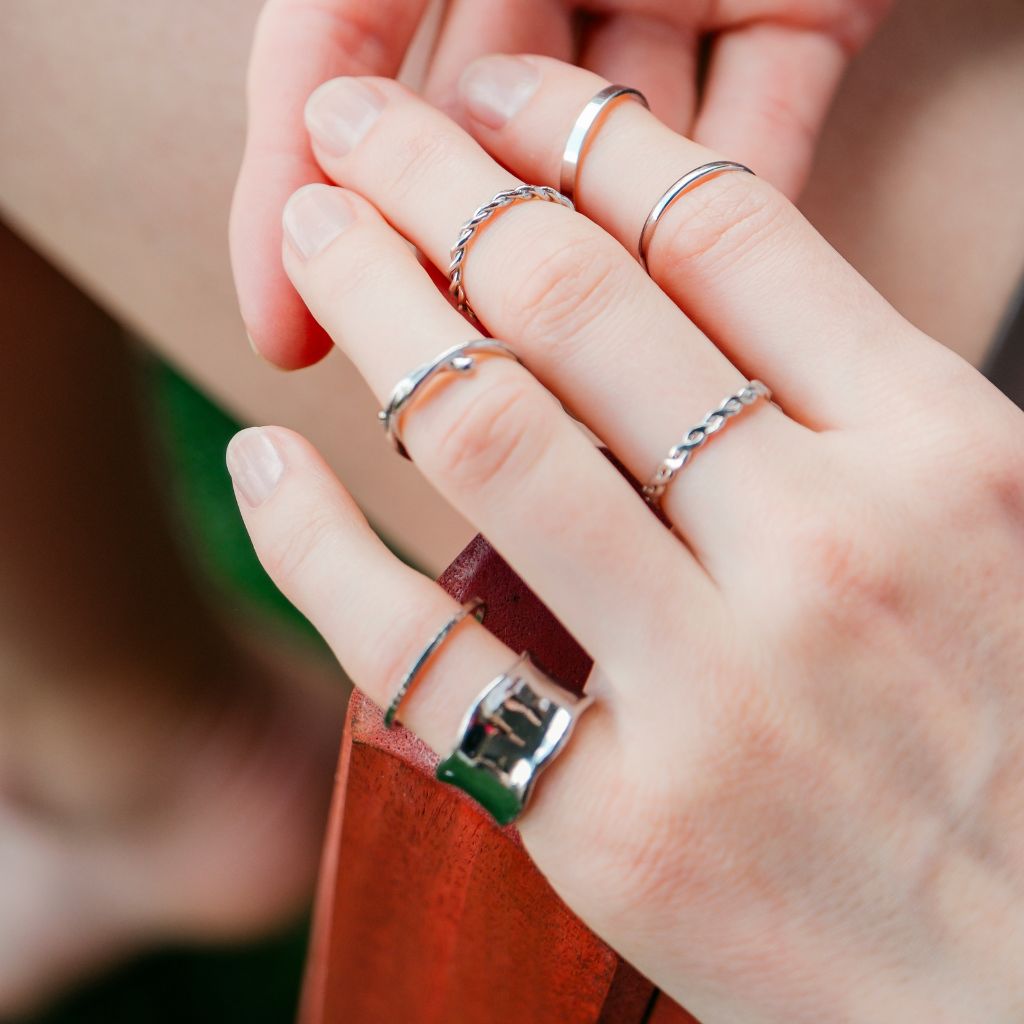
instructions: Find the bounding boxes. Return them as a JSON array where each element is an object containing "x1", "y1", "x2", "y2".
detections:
[
  {"x1": 378, "y1": 339, "x2": 521, "y2": 460},
  {"x1": 638, "y1": 160, "x2": 755, "y2": 273},
  {"x1": 435, "y1": 653, "x2": 593, "y2": 826},
  {"x1": 449, "y1": 184, "x2": 574, "y2": 320},
  {"x1": 560, "y1": 85, "x2": 649, "y2": 204},
  {"x1": 384, "y1": 598, "x2": 486, "y2": 728},
  {"x1": 643, "y1": 380, "x2": 772, "y2": 505}
]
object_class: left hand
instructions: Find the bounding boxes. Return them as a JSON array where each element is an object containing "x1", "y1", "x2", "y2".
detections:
[
  {"x1": 227, "y1": 57, "x2": 1024, "y2": 1022},
  {"x1": 230, "y1": 0, "x2": 892, "y2": 368}
]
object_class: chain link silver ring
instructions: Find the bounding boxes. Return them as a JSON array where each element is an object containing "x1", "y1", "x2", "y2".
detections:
[
  {"x1": 643, "y1": 380, "x2": 772, "y2": 506},
  {"x1": 448, "y1": 185, "x2": 574, "y2": 320},
  {"x1": 560, "y1": 84, "x2": 649, "y2": 204}
]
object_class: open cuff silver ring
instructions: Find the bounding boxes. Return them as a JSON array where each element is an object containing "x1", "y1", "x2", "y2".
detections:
[{"x1": 378, "y1": 339, "x2": 521, "y2": 460}]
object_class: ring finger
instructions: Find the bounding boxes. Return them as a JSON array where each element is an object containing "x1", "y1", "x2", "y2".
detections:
[{"x1": 300, "y1": 75, "x2": 809, "y2": 567}]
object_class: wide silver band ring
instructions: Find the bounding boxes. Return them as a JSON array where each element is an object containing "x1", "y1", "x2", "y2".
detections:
[
  {"x1": 643, "y1": 379, "x2": 772, "y2": 506},
  {"x1": 436, "y1": 653, "x2": 593, "y2": 826},
  {"x1": 378, "y1": 339, "x2": 521, "y2": 460},
  {"x1": 384, "y1": 598, "x2": 486, "y2": 728},
  {"x1": 638, "y1": 160, "x2": 755, "y2": 273},
  {"x1": 448, "y1": 184, "x2": 574, "y2": 320},
  {"x1": 560, "y1": 84, "x2": 649, "y2": 204}
]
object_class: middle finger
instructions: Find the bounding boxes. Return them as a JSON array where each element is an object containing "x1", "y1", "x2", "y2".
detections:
[{"x1": 302, "y1": 75, "x2": 809, "y2": 568}]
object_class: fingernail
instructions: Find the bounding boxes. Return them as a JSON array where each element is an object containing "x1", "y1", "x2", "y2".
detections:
[
  {"x1": 305, "y1": 78, "x2": 384, "y2": 157},
  {"x1": 283, "y1": 184, "x2": 354, "y2": 260},
  {"x1": 459, "y1": 56, "x2": 540, "y2": 129},
  {"x1": 227, "y1": 427, "x2": 285, "y2": 508}
]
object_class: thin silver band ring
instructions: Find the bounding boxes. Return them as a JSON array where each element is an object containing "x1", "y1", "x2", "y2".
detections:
[
  {"x1": 638, "y1": 161, "x2": 755, "y2": 273},
  {"x1": 384, "y1": 598, "x2": 486, "y2": 728},
  {"x1": 448, "y1": 184, "x2": 574, "y2": 320},
  {"x1": 560, "y1": 85, "x2": 649, "y2": 204},
  {"x1": 378, "y1": 340, "x2": 521, "y2": 460}
]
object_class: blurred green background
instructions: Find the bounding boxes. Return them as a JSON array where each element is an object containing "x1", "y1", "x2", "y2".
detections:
[{"x1": 25, "y1": 356, "x2": 323, "y2": 1024}]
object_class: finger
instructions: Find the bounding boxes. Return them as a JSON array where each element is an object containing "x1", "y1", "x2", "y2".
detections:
[
  {"x1": 229, "y1": 0, "x2": 428, "y2": 369},
  {"x1": 421, "y1": 0, "x2": 572, "y2": 120},
  {"x1": 228, "y1": 424, "x2": 626, "y2": 848},
  {"x1": 457, "y1": 55, "x2": 931, "y2": 429},
  {"x1": 693, "y1": 24, "x2": 847, "y2": 199},
  {"x1": 300, "y1": 77, "x2": 805, "y2": 565},
  {"x1": 579, "y1": 12, "x2": 698, "y2": 134},
  {"x1": 278, "y1": 183, "x2": 709, "y2": 678}
]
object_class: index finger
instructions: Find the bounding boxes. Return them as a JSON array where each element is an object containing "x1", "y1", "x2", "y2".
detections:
[{"x1": 229, "y1": 0, "x2": 428, "y2": 368}]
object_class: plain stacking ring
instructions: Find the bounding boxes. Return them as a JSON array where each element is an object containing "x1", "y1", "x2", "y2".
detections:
[
  {"x1": 448, "y1": 184, "x2": 574, "y2": 320},
  {"x1": 638, "y1": 160, "x2": 755, "y2": 273},
  {"x1": 378, "y1": 339, "x2": 521, "y2": 460},
  {"x1": 435, "y1": 653, "x2": 593, "y2": 826},
  {"x1": 643, "y1": 380, "x2": 772, "y2": 506},
  {"x1": 384, "y1": 598, "x2": 486, "y2": 728},
  {"x1": 559, "y1": 84, "x2": 649, "y2": 204}
]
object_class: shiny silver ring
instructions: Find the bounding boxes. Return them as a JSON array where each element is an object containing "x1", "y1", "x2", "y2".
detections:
[
  {"x1": 436, "y1": 653, "x2": 593, "y2": 826},
  {"x1": 449, "y1": 184, "x2": 574, "y2": 320},
  {"x1": 384, "y1": 598, "x2": 486, "y2": 728},
  {"x1": 638, "y1": 160, "x2": 755, "y2": 273},
  {"x1": 378, "y1": 339, "x2": 521, "y2": 460},
  {"x1": 643, "y1": 380, "x2": 772, "y2": 506},
  {"x1": 560, "y1": 84, "x2": 649, "y2": 204}
]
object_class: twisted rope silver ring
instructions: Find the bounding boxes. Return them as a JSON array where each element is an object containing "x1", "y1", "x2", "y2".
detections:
[
  {"x1": 448, "y1": 185, "x2": 574, "y2": 320},
  {"x1": 560, "y1": 85, "x2": 649, "y2": 204},
  {"x1": 638, "y1": 160, "x2": 755, "y2": 274},
  {"x1": 384, "y1": 598, "x2": 486, "y2": 728},
  {"x1": 643, "y1": 380, "x2": 772, "y2": 506},
  {"x1": 378, "y1": 339, "x2": 521, "y2": 460}
]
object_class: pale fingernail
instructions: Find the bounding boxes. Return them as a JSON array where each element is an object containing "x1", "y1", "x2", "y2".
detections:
[
  {"x1": 305, "y1": 77, "x2": 384, "y2": 157},
  {"x1": 459, "y1": 56, "x2": 540, "y2": 129},
  {"x1": 283, "y1": 184, "x2": 354, "y2": 260},
  {"x1": 227, "y1": 427, "x2": 285, "y2": 508}
]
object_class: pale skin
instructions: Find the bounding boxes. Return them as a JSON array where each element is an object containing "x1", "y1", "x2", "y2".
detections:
[
  {"x1": 2, "y1": 0, "x2": 1024, "y2": 1014},
  {"x1": 228, "y1": 57, "x2": 1024, "y2": 1021}
]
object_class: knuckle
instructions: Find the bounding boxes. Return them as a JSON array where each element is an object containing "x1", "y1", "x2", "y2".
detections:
[
  {"x1": 658, "y1": 175, "x2": 788, "y2": 280},
  {"x1": 503, "y1": 229, "x2": 625, "y2": 351},
  {"x1": 424, "y1": 371, "x2": 553, "y2": 494},
  {"x1": 386, "y1": 126, "x2": 462, "y2": 206},
  {"x1": 262, "y1": 504, "x2": 343, "y2": 594}
]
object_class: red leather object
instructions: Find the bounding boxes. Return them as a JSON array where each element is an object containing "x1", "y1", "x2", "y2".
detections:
[{"x1": 299, "y1": 531, "x2": 697, "y2": 1024}]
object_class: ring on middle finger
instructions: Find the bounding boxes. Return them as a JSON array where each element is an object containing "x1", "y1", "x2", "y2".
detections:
[{"x1": 448, "y1": 184, "x2": 574, "y2": 320}]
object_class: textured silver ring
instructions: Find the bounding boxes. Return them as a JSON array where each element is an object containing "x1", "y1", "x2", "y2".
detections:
[
  {"x1": 436, "y1": 653, "x2": 593, "y2": 826},
  {"x1": 384, "y1": 598, "x2": 486, "y2": 728},
  {"x1": 448, "y1": 184, "x2": 574, "y2": 320},
  {"x1": 638, "y1": 160, "x2": 755, "y2": 273},
  {"x1": 378, "y1": 339, "x2": 521, "y2": 460},
  {"x1": 643, "y1": 380, "x2": 772, "y2": 506},
  {"x1": 560, "y1": 84, "x2": 649, "y2": 204}
]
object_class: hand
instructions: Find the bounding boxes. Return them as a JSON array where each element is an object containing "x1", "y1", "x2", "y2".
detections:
[
  {"x1": 229, "y1": 0, "x2": 892, "y2": 369},
  {"x1": 227, "y1": 57, "x2": 1024, "y2": 1022}
]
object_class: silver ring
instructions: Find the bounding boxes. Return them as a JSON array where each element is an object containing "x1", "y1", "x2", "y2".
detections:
[
  {"x1": 643, "y1": 380, "x2": 772, "y2": 506},
  {"x1": 638, "y1": 160, "x2": 755, "y2": 273},
  {"x1": 384, "y1": 598, "x2": 486, "y2": 728},
  {"x1": 378, "y1": 339, "x2": 521, "y2": 460},
  {"x1": 448, "y1": 184, "x2": 574, "y2": 320},
  {"x1": 435, "y1": 653, "x2": 593, "y2": 826},
  {"x1": 559, "y1": 84, "x2": 649, "y2": 204}
]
